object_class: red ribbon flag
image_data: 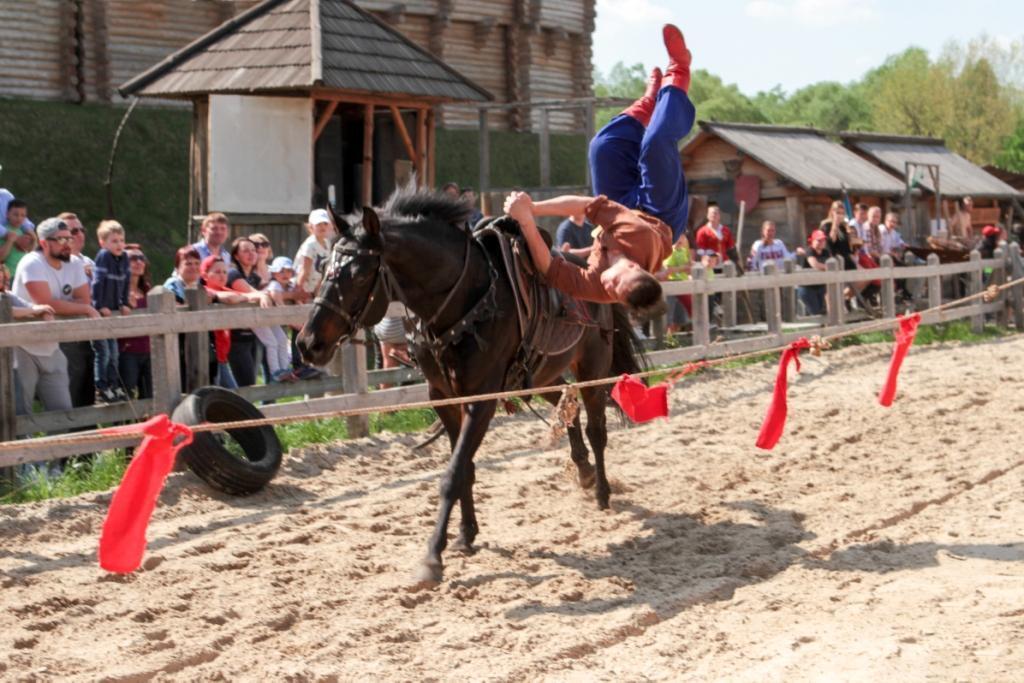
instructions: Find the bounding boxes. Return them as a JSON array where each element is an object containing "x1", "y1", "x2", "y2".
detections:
[
  {"x1": 611, "y1": 374, "x2": 669, "y2": 423},
  {"x1": 879, "y1": 313, "x2": 921, "y2": 407},
  {"x1": 756, "y1": 338, "x2": 812, "y2": 451},
  {"x1": 98, "y1": 415, "x2": 194, "y2": 573}
]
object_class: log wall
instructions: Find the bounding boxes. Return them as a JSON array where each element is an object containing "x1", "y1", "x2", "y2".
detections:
[{"x1": 0, "y1": 0, "x2": 595, "y2": 134}]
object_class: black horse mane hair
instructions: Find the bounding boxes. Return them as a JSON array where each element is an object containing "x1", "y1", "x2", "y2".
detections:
[{"x1": 381, "y1": 180, "x2": 473, "y2": 228}]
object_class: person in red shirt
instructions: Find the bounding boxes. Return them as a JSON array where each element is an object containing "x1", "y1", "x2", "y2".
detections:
[
  {"x1": 501, "y1": 23, "x2": 693, "y2": 316},
  {"x1": 694, "y1": 205, "x2": 739, "y2": 268}
]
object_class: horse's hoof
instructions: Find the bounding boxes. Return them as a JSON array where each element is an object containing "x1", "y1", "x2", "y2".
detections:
[
  {"x1": 578, "y1": 468, "x2": 596, "y2": 490},
  {"x1": 408, "y1": 559, "x2": 443, "y2": 591},
  {"x1": 450, "y1": 537, "x2": 476, "y2": 555}
]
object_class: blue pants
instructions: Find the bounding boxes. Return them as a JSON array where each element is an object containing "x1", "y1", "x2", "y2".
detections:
[
  {"x1": 92, "y1": 338, "x2": 119, "y2": 391},
  {"x1": 589, "y1": 86, "x2": 696, "y2": 240}
]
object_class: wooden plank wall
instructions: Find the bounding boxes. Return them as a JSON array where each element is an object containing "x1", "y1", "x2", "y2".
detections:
[
  {"x1": 0, "y1": 1, "x2": 71, "y2": 100},
  {"x1": 0, "y1": 0, "x2": 595, "y2": 135}
]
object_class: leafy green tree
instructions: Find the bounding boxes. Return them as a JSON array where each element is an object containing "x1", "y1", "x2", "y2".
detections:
[{"x1": 995, "y1": 115, "x2": 1024, "y2": 172}]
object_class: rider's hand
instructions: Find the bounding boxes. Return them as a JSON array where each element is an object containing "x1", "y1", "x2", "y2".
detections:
[{"x1": 503, "y1": 192, "x2": 534, "y2": 224}]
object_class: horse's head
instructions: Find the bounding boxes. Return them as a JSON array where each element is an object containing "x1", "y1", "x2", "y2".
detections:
[{"x1": 296, "y1": 205, "x2": 390, "y2": 366}]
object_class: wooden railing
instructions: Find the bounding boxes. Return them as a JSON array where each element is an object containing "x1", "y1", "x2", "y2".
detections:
[{"x1": 2, "y1": 243, "x2": 1022, "y2": 466}]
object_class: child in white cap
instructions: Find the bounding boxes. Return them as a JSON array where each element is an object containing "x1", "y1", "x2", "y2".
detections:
[{"x1": 294, "y1": 208, "x2": 334, "y2": 296}]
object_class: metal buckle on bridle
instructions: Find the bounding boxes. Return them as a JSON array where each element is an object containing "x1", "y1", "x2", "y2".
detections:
[{"x1": 315, "y1": 243, "x2": 386, "y2": 331}]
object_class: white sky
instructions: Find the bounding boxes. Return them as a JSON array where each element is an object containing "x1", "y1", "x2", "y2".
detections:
[{"x1": 593, "y1": 0, "x2": 1024, "y2": 94}]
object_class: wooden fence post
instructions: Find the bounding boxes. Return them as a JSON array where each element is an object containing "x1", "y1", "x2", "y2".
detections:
[
  {"x1": 1010, "y1": 243, "x2": 1024, "y2": 331},
  {"x1": 691, "y1": 264, "x2": 710, "y2": 348},
  {"x1": 478, "y1": 108, "x2": 490, "y2": 213},
  {"x1": 927, "y1": 253, "x2": 942, "y2": 312},
  {"x1": 651, "y1": 304, "x2": 666, "y2": 349},
  {"x1": 968, "y1": 251, "x2": 983, "y2": 333},
  {"x1": 341, "y1": 333, "x2": 370, "y2": 438},
  {"x1": 993, "y1": 247, "x2": 1007, "y2": 329},
  {"x1": 184, "y1": 286, "x2": 210, "y2": 392},
  {"x1": 147, "y1": 287, "x2": 182, "y2": 415},
  {"x1": 781, "y1": 258, "x2": 796, "y2": 322},
  {"x1": 0, "y1": 296, "x2": 16, "y2": 486},
  {"x1": 763, "y1": 261, "x2": 782, "y2": 337},
  {"x1": 825, "y1": 258, "x2": 843, "y2": 327},
  {"x1": 721, "y1": 261, "x2": 737, "y2": 328},
  {"x1": 880, "y1": 255, "x2": 896, "y2": 320}
]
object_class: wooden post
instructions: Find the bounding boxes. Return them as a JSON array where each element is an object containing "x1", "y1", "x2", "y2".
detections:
[
  {"x1": 479, "y1": 108, "x2": 490, "y2": 213},
  {"x1": 147, "y1": 287, "x2": 182, "y2": 415},
  {"x1": 426, "y1": 108, "x2": 436, "y2": 189},
  {"x1": 651, "y1": 304, "x2": 666, "y2": 349},
  {"x1": 184, "y1": 286, "x2": 210, "y2": 391},
  {"x1": 969, "y1": 250, "x2": 984, "y2": 333},
  {"x1": 341, "y1": 334, "x2": 370, "y2": 438},
  {"x1": 362, "y1": 104, "x2": 375, "y2": 207},
  {"x1": 927, "y1": 253, "x2": 942, "y2": 311},
  {"x1": 415, "y1": 107, "x2": 427, "y2": 184},
  {"x1": 781, "y1": 258, "x2": 796, "y2": 322},
  {"x1": 583, "y1": 101, "x2": 595, "y2": 191},
  {"x1": 721, "y1": 261, "x2": 737, "y2": 328},
  {"x1": 880, "y1": 254, "x2": 896, "y2": 320},
  {"x1": 993, "y1": 247, "x2": 1007, "y2": 329},
  {"x1": 0, "y1": 295, "x2": 13, "y2": 487},
  {"x1": 764, "y1": 262, "x2": 782, "y2": 337},
  {"x1": 825, "y1": 258, "x2": 843, "y2": 327},
  {"x1": 691, "y1": 264, "x2": 710, "y2": 348},
  {"x1": 1010, "y1": 243, "x2": 1024, "y2": 330},
  {"x1": 539, "y1": 108, "x2": 551, "y2": 187},
  {"x1": 0, "y1": 296, "x2": 16, "y2": 442}
]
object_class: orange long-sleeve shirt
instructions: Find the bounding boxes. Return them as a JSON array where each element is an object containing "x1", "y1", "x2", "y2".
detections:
[{"x1": 544, "y1": 196, "x2": 672, "y2": 303}]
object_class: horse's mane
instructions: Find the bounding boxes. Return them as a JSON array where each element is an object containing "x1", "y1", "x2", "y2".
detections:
[{"x1": 381, "y1": 181, "x2": 473, "y2": 228}]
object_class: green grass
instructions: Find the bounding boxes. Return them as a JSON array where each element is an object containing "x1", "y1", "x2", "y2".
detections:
[{"x1": 0, "y1": 450, "x2": 130, "y2": 504}]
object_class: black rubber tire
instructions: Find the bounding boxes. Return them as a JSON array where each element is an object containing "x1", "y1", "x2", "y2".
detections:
[{"x1": 171, "y1": 386, "x2": 283, "y2": 495}]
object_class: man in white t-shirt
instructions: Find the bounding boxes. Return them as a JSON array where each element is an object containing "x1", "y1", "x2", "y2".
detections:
[
  {"x1": 295, "y1": 208, "x2": 334, "y2": 295},
  {"x1": 749, "y1": 221, "x2": 793, "y2": 272},
  {"x1": 12, "y1": 217, "x2": 99, "y2": 414}
]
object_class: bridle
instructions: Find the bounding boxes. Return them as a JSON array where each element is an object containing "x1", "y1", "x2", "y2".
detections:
[{"x1": 313, "y1": 242, "x2": 389, "y2": 333}]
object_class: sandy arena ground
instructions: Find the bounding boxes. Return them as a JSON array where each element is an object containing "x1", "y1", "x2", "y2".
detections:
[{"x1": 2, "y1": 335, "x2": 1024, "y2": 681}]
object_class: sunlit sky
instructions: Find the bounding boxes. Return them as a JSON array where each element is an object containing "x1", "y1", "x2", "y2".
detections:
[{"x1": 593, "y1": 0, "x2": 1024, "y2": 94}]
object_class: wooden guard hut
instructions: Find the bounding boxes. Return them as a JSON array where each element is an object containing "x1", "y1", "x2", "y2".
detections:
[
  {"x1": 681, "y1": 122, "x2": 906, "y2": 249},
  {"x1": 118, "y1": 0, "x2": 491, "y2": 254}
]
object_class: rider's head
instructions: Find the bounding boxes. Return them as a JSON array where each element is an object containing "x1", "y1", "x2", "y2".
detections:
[{"x1": 601, "y1": 258, "x2": 665, "y2": 316}]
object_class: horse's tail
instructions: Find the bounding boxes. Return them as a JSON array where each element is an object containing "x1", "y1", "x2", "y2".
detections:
[{"x1": 610, "y1": 304, "x2": 648, "y2": 377}]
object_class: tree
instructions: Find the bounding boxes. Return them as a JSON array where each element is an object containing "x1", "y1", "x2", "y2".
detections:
[
  {"x1": 995, "y1": 115, "x2": 1024, "y2": 172},
  {"x1": 688, "y1": 69, "x2": 768, "y2": 125},
  {"x1": 869, "y1": 48, "x2": 954, "y2": 140}
]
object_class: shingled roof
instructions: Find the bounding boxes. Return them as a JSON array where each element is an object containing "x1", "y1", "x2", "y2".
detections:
[
  {"x1": 685, "y1": 122, "x2": 907, "y2": 196},
  {"x1": 841, "y1": 132, "x2": 1022, "y2": 199},
  {"x1": 119, "y1": 0, "x2": 491, "y2": 103}
]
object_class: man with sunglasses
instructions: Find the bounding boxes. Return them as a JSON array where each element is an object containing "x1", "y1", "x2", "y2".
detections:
[
  {"x1": 57, "y1": 211, "x2": 98, "y2": 410},
  {"x1": 59, "y1": 211, "x2": 95, "y2": 280},
  {"x1": 10, "y1": 217, "x2": 99, "y2": 416}
]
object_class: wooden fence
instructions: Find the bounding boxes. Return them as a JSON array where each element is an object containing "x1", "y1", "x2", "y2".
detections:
[{"x1": 1, "y1": 243, "x2": 1022, "y2": 466}]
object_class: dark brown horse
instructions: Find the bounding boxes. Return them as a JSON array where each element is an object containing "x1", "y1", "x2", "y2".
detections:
[{"x1": 296, "y1": 188, "x2": 643, "y2": 587}]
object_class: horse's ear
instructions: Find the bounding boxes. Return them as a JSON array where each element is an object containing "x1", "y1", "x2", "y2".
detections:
[
  {"x1": 363, "y1": 206, "x2": 381, "y2": 236},
  {"x1": 327, "y1": 203, "x2": 346, "y2": 234}
]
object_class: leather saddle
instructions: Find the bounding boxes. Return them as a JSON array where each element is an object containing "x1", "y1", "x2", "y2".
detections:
[{"x1": 473, "y1": 216, "x2": 597, "y2": 386}]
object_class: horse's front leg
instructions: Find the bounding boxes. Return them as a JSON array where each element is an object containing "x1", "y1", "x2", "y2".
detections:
[{"x1": 412, "y1": 399, "x2": 497, "y2": 588}]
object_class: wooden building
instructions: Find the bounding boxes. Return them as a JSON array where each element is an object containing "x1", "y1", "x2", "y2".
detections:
[
  {"x1": 118, "y1": 0, "x2": 491, "y2": 255},
  {"x1": 841, "y1": 132, "x2": 1024, "y2": 240},
  {"x1": 682, "y1": 122, "x2": 1024, "y2": 250},
  {"x1": 681, "y1": 122, "x2": 906, "y2": 250},
  {"x1": 0, "y1": 0, "x2": 595, "y2": 133}
]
